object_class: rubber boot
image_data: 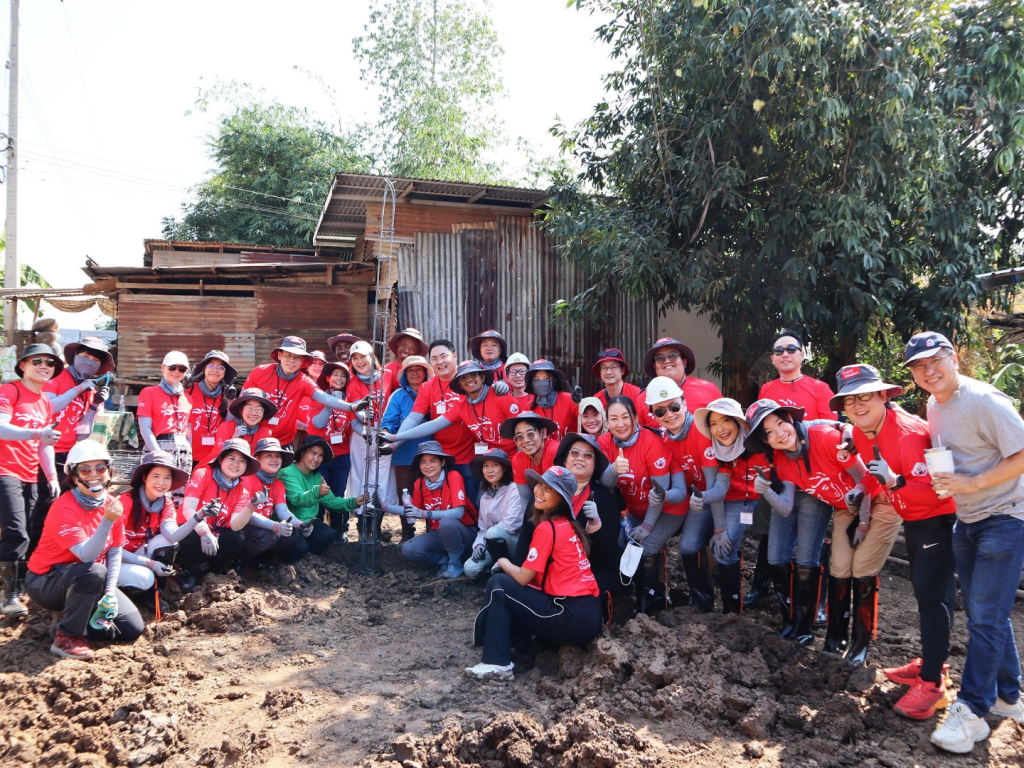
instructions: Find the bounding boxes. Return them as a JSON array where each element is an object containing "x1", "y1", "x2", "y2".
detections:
[
  {"x1": 791, "y1": 565, "x2": 820, "y2": 646},
  {"x1": 770, "y1": 563, "x2": 795, "y2": 638},
  {"x1": 400, "y1": 518, "x2": 416, "y2": 543},
  {"x1": 654, "y1": 549, "x2": 669, "y2": 610},
  {"x1": 634, "y1": 555, "x2": 662, "y2": 615},
  {"x1": 1, "y1": 560, "x2": 28, "y2": 618},
  {"x1": 844, "y1": 575, "x2": 878, "y2": 667},
  {"x1": 681, "y1": 552, "x2": 715, "y2": 612},
  {"x1": 822, "y1": 575, "x2": 852, "y2": 654},
  {"x1": 742, "y1": 535, "x2": 770, "y2": 609},
  {"x1": 718, "y1": 561, "x2": 743, "y2": 614},
  {"x1": 815, "y1": 543, "x2": 830, "y2": 627}
]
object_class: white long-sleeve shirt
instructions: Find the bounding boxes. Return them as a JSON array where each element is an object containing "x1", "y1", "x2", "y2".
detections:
[{"x1": 472, "y1": 482, "x2": 523, "y2": 549}]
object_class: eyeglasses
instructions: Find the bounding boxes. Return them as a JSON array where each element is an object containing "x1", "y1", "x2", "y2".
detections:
[
  {"x1": 569, "y1": 448, "x2": 595, "y2": 461},
  {"x1": 506, "y1": 368, "x2": 527, "y2": 377},
  {"x1": 841, "y1": 393, "x2": 878, "y2": 407},
  {"x1": 652, "y1": 402, "x2": 683, "y2": 419},
  {"x1": 654, "y1": 351, "x2": 681, "y2": 364},
  {"x1": 908, "y1": 350, "x2": 952, "y2": 373},
  {"x1": 243, "y1": 402, "x2": 265, "y2": 412},
  {"x1": 513, "y1": 430, "x2": 538, "y2": 444},
  {"x1": 28, "y1": 357, "x2": 56, "y2": 368},
  {"x1": 599, "y1": 364, "x2": 622, "y2": 373},
  {"x1": 166, "y1": 365, "x2": 188, "y2": 373},
  {"x1": 206, "y1": 364, "x2": 226, "y2": 373},
  {"x1": 77, "y1": 462, "x2": 110, "y2": 476},
  {"x1": 772, "y1": 345, "x2": 802, "y2": 356}
]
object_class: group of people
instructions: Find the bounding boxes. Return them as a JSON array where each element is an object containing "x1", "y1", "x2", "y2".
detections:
[{"x1": 0, "y1": 325, "x2": 1021, "y2": 756}]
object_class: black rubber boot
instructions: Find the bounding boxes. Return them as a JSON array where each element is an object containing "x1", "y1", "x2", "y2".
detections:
[
  {"x1": 635, "y1": 556, "x2": 663, "y2": 615},
  {"x1": 400, "y1": 518, "x2": 416, "y2": 543},
  {"x1": 770, "y1": 563, "x2": 795, "y2": 638},
  {"x1": 822, "y1": 575, "x2": 851, "y2": 654},
  {"x1": 791, "y1": 565, "x2": 820, "y2": 646},
  {"x1": 742, "y1": 535, "x2": 770, "y2": 609},
  {"x1": 0, "y1": 560, "x2": 28, "y2": 618},
  {"x1": 682, "y1": 552, "x2": 715, "y2": 612},
  {"x1": 844, "y1": 575, "x2": 878, "y2": 667},
  {"x1": 718, "y1": 561, "x2": 743, "y2": 614},
  {"x1": 815, "y1": 542, "x2": 830, "y2": 627}
]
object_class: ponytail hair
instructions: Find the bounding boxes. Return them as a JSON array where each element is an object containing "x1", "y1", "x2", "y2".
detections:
[{"x1": 528, "y1": 498, "x2": 590, "y2": 555}]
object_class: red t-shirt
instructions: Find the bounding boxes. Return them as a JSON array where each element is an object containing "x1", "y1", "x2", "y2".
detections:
[
  {"x1": 721, "y1": 453, "x2": 772, "y2": 502},
  {"x1": 345, "y1": 369, "x2": 398, "y2": 425},
  {"x1": 0, "y1": 381, "x2": 54, "y2": 483},
  {"x1": 241, "y1": 475, "x2": 287, "y2": 519},
  {"x1": 681, "y1": 376, "x2": 722, "y2": 411},
  {"x1": 511, "y1": 439, "x2": 560, "y2": 485},
  {"x1": 852, "y1": 405, "x2": 956, "y2": 522},
  {"x1": 137, "y1": 385, "x2": 192, "y2": 438},
  {"x1": 28, "y1": 492, "x2": 127, "y2": 574},
  {"x1": 298, "y1": 395, "x2": 353, "y2": 455},
  {"x1": 660, "y1": 424, "x2": 718, "y2": 490},
  {"x1": 214, "y1": 421, "x2": 274, "y2": 455},
  {"x1": 508, "y1": 393, "x2": 532, "y2": 417},
  {"x1": 383, "y1": 360, "x2": 403, "y2": 380},
  {"x1": 596, "y1": 382, "x2": 657, "y2": 428},
  {"x1": 179, "y1": 466, "x2": 252, "y2": 529},
  {"x1": 774, "y1": 424, "x2": 859, "y2": 508},
  {"x1": 598, "y1": 429, "x2": 671, "y2": 515},
  {"x1": 43, "y1": 370, "x2": 95, "y2": 453},
  {"x1": 119, "y1": 490, "x2": 177, "y2": 553},
  {"x1": 187, "y1": 386, "x2": 225, "y2": 465},
  {"x1": 242, "y1": 365, "x2": 321, "y2": 446},
  {"x1": 411, "y1": 376, "x2": 475, "y2": 464},
  {"x1": 413, "y1": 471, "x2": 478, "y2": 530},
  {"x1": 524, "y1": 517, "x2": 600, "y2": 598},
  {"x1": 529, "y1": 392, "x2": 579, "y2": 443},
  {"x1": 759, "y1": 376, "x2": 836, "y2": 420},
  {"x1": 449, "y1": 392, "x2": 517, "y2": 453}
]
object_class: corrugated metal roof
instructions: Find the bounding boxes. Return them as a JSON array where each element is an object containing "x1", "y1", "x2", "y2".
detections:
[
  {"x1": 82, "y1": 261, "x2": 374, "y2": 281},
  {"x1": 978, "y1": 266, "x2": 1024, "y2": 290},
  {"x1": 143, "y1": 239, "x2": 352, "y2": 267}
]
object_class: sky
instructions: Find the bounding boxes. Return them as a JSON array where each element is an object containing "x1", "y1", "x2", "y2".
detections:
[{"x1": 0, "y1": 0, "x2": 615, "y2": 331}]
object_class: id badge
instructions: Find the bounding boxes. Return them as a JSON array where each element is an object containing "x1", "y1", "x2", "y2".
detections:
[
  {"x1": 76, "y1": 423, "x2": 91, "y2": 437},
  {"x1": 474, "y1": 442, "x2": 488, "y2": 455},
  {"x1": 202, "y1": 436, "x2": 215, "y2": 446},
  {"x1": 330, "y1": 433, "x2": 345, "y2": 444},
  {"x1": 740, "y1": 506, "x2": 754, "y2": 526},
  {"x1": 436, "y1": 402, "x2": 446, "y2": 415},
  {"x1": 269, "y1": 417, "x2": 280, "y2": 425}
]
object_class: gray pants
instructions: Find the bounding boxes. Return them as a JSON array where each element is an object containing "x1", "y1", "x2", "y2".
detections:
[
  {"x1": 26, "y1": 561, "x2": 144, "y2": 640},
  {"x1": 402, "y1": 518, "x2": 476, "y2": 568},
  {"x1": 625, "y1": 511, "x2": 685, "y2": 556}
]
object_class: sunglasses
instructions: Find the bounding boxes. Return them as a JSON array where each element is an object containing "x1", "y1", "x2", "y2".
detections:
[
  {"x1": 166, "y1": 365, "x2": 189, "y2": 373},
  {"x1": 77, "y1": 462, "x2": 110, "y2": 476},
  {"x1": 569, "y1": 448, "x2": 595, "y2": 461},
  {"x1": 28, "y1": 357, "x2": 56, "y2": 368},
  {"x1": 772, "y1": 345, "x2": 802, "y2": 356},
  {"x1": 841, "y1": 393, "x2": 878, "y2": 407},
  {"x1": 654, "y1": 351, "x2": 681, "y2": 364},
  {"x1": 652, "y1": 402, "x2": 683, "y2": 419}
]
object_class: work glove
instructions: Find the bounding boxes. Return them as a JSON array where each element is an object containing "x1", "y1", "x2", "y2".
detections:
[
  {"x1": 200, "y1": 533, "x2": 219, "y2": 557},
  {"x1": 847, "y1": 517, "x2": 869, "y2": 547},
  {"x1": 299, "y1": 521, "x2": 314, "y2": 538},
  {"x1": 710, "y1": 529, "x2": 733, "y2": 560},
  {"x1": 94, "y1": 386, "x2": 111, "y2": 404},
  {"x1": 148, "y1": 560, "x2": 174, "y2": 577},
  {"x1": 580, "y1": 500, "x2": 600, "y2": 524},
  {"x1": 78, "y1": 379, "x2": 98, "y2": 394},
  {"x1": 471, "y1": 544, "x2": 487, "y2": 562},
  {"x1": 89, "y1": 593, "x2": 117, "y2": 631},
  {"x1": 629, "y1": 523, "x2": 652, "y2": 543},
  {"x1": 196, "y1": 499, "x2": 222, "y2": 521},
  {"x1": 491, "y1": 380, "x2": 510, "y2": 396},
  {"x1": 352, "y1": 396, "x2": 372, "y2": 412},
  {"x1": 48, "y1": 478, "x2": 61, "y2": 500},
  {"x1": 689, "y1": 486, "x2": 705, "y2": 512},
  {"x1": 570, "y1": 385, "x2": 584, "y2": 404},
  {"x1": 753, "y1": 469, "x2": 772, "y2": 496},
  {"x1": 844, "y1": 486, "x2": 866, "y2": 516},
  {"x1": 272, "y1": 521, "x2": 294, "y2": 537},
  {"x1": 837, "y1": 425, "x2": 857, "y2": 454},
  {"x1": 648, "y1": 478, "x2": 666, "y2": 507},
  {"x1": 251, "y1": 487, "x2": 271, "y2": 507},
  {"x1": 234, "y1": 423, "x2": 250, "y2": 438},
  {"x1": 37, "y1": 425, "x2": 61, "y2": 446},
  {"x1": 404, "y1": 505, "x2": 424, "y2": 520},
  {"x1": 867, "y1": 446, "x2": 897, "y2": 488}
]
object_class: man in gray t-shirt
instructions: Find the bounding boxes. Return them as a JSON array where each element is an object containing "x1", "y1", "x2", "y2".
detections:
[{"x1": 904, "y1": 332, "x2": 1024, "y2": 754}]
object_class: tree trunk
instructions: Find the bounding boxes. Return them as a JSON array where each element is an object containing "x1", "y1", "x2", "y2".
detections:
[{"x1": 721, "y1": 328, "x2": 756, "y2": 404}]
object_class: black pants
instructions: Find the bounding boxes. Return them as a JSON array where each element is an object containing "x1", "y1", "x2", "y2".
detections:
[
  {"x1": 474, "y1": 572, "x2": 602, "y2": 666},
  {"x1": 29, "y1": 453, "x2": 68, "y2": 555},
  {"x1": 178, "y1": 528, "x2": 245, "y2": 572},
  {"x1": 303, "y1": 519, "x2": 339, "y2": 555},
  {"x1": 904, "y1": 514, "x2": 957, "y2": 684},
  {"x1": 242, "y1": 525, "x2": 307, "y2": 564},
  {"x1": 25, "y1": 561, "x2": 144, "y2": 640},
  {"x1": 0, "y1": 475, "x2": 38, "y2": 561}
]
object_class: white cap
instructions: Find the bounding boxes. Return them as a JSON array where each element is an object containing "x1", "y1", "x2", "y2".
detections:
[
  {"x1": 644, "y1": 376, "x2": 684, "y2": 404},
  {"x1": 349, "y1": 340, "x2": 374, "y2": 358},
  {"x1": 162, "y1": 350, "x2": 189, "y2": 367},
  {"x1": 506, "y1": 352, "x2": 531, "y2": 368},
  {"x1": 65, "y1": 439, "x2": 113, "y2": 475}
]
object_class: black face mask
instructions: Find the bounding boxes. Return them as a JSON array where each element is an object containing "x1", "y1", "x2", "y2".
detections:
[{"x1": 532, "y1": 380, "x2": 553, "y2": 398}]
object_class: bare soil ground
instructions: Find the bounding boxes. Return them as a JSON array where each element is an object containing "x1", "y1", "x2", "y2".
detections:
[{"x1": 1, "y1": 522, "x2": 1021, "y2": 768}]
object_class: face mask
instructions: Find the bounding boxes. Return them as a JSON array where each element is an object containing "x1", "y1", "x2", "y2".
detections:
[
  {"x1": 74, "y1": 357, "x2": 101, "y2": 377},
  {"x1": 619, "y1": 539, "x2": 644, "y2": 584},
  {"x1": 532, "y1": 380, "x2": 553, "y2": 397}
]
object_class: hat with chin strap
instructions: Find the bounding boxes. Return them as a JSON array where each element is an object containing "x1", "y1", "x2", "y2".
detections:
[
  {"x1": 449, "y1": 359, "x2": 495, "y2": 395},
  {"x1": 643, "y1": 337, "x2": 696, "y2": 377}
]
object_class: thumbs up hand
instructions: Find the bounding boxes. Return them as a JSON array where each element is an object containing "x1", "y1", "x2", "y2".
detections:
[
  {"x1": 866, "y1": 445, "x2": 897, "y2": 488},
  {"x1": 753, "y1": 468, "x2": 772, "y2": 496},
  {"x1": 613, "y1": 448, "x2": 630, "y2": 476}
]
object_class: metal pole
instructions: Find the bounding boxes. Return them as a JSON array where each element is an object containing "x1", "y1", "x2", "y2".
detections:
[{"x1": 3, "y1": 0, "x2": 19, "y2": 346}]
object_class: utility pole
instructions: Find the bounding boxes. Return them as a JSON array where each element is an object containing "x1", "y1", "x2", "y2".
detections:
[{"x1": 3, "y1": 0, "x2": 18, "y2": 346}]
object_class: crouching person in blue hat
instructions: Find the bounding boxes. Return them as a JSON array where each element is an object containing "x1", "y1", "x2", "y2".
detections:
[
  {"x1": 467, "y1": 466, "x2": 602, "y2": 681},
  {"x1": 463, "y1": 449, "x2": 521, "y2": 579}
]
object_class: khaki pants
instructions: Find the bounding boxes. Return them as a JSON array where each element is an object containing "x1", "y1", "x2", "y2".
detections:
[{"x1": 830, "y1": 500, "x2": 902, "y2": 579}]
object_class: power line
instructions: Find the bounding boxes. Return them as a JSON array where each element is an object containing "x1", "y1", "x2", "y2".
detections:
[{"x1": 59, "y1": 3, "x2": 100, "y2": 147}]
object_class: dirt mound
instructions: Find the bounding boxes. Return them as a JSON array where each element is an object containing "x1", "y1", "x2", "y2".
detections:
[{"x1": 178, "y1": 572, "x2": 273, "y2": 633}]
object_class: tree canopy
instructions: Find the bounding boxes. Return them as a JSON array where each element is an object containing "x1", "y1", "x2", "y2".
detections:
[{"x1": 545, "y1": 0, "x2": 1024, "y2": 394}]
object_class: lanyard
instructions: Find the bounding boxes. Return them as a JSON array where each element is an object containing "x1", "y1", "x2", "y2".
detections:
[{"x1": 197, "y1": 389, "x2": 220, "y2": 433}]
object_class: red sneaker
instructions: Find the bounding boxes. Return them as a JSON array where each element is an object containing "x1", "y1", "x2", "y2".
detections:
[
  {"x1": 50, "y1": 630, "x2": 94, "y2": 661},
  {"x1": 883, "y1": 657, "x2": 951, "y2": 686},
  {"x1": 894, "y1": 678, "x2": 950, "y2": 720}
]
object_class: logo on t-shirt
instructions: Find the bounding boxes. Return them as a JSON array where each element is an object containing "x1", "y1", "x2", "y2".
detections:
[
  {"x1": 654, "y1": 457, "x2": 667, "y2": 470},
  {"x1": 509, "y1": 403, "x2": 520, "y2": 415},
  {"x1": 527, "y1": 547, "x2": 539, "y2": 562},
  {"x1": 457, "y1": 490, "x2": 465, "y2": 501},
  {"x1": 704, "y1": 447, "x2": 716, "y2": 461},
  {"x1": 837, "y1": 449, "x2": 850, "y2": 462},
  {"x1": 912, "y1": 461, "x2": 929, "y2": 477}
]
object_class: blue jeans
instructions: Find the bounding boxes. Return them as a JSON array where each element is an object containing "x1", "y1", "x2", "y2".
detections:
[
  {"x1": 678, "y1": 500, "x2": 751, "y2": 565},
  {"x1": 952, "y1": 514, "x2": 1024, "y2": 716},
  {"x1": 318, "y1": 453, "x2": 352, "y2": 497},
  {"x1": 768, "y1": 491, "x2": 832, "y2": 567}
]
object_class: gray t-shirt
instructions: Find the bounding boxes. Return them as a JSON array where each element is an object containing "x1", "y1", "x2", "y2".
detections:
[{"x1": 927, "y1": 376, "x2": 1024, "y2": 523}]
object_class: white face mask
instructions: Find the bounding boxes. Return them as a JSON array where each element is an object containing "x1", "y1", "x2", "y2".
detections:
[
  {"x1": 619, "y1": 539, "x2": 644, "y2": 584},
  {"x1": 74, "y1": 357, "x2": 102, "y2": 377}
]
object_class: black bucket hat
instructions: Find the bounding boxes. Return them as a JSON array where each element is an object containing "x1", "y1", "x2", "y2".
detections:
[
  {"x1": 525, "y1": 465, "x2": 578, "y2": 510},
  {"x1": 449, "y1": 359, "x2": 495, "y2": 395},
  {"x1": 469, "y1": 447, "x2": 514, "y2": 484},
  {"x1": 469, "y1": 329, "x2": 508, "y2": 362},
  {"x1": 524, "y1": 359, "x2": 567, "y2": 394},
  {"x1": 412, "y1": 439, "x2": 456, "y2": 479},
  {"x1": 64, "y1": 336, "x2": 115, "y2": 376},
  {"x1": 193, "y1": 349, "x2": 238, "y2": 386},
  {"x1": 498, "y1": 410, "x2": 559, "y2": 440},
  {"x1": 209, "y1": 438, "x2": 261, "y2": 476},
  {"x1": 829, "y1": 364, "x2": 903, "y2": 412},
  {"x1": 228, "y1": 387, "x2": 279, "y2": 420},
  {"x1": 294, "y1": 435, "x2": 334, "y2": 463},
  {"x1": 17, "y1": 343, "x2": 64, "y2": 378},
  {"x1": 643, "y1": 337, "x2": 697, "y2": 377},
  {"x1": 554, "y1": 432, "x2": 609, "y2": 480},
  {"x1": 317, "y1": 361, "x2": 351, "y2": 391},
  {"x1": 130, "y1": 449, "x2": 190, "y2": 490},
  {"x1": 252, "y1": 436, "x2": 295, "y2": 468},
  {"x1": 743, "y1": 398, "x2": 806, "y2": 455}
]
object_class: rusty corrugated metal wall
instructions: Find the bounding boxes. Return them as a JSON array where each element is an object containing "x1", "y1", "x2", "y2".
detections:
[{"x1": 397, "y1": 216, "x2": 658, "y2": 393}]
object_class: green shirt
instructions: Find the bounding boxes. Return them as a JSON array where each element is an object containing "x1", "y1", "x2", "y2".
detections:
[{"x1": 278, "y1": 463, "x2": 359, "y2": 523}]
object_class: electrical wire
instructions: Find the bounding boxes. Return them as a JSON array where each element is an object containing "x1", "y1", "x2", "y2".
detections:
[{"x1": 60, "y1": 3, "x2": 101, "y2": 147}]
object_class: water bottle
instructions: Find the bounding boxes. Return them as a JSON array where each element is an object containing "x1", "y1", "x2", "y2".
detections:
[
  {"x1": 620, "y1": 515, "x2": 632, "y2": 538},
  {"x1": 401, "y1": 488, "x2": 415, "y2": 525},
  {"x1": 118, "y1": 394, "x2": 125, "y2": 412}
]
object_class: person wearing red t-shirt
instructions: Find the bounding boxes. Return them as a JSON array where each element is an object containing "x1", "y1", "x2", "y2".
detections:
[
  {"x1": 745, "y1": 400, "x2": 876, "y2": 649},
  {"x1": 383, "y1": 328, "x2": 428, "y2": 380},
  {"x1": 187, "y1": 350, "x2": 238, "y2": 469},
  {"x1": 467, "y1": 465, "x2": 601, "y2": 681},
  {"x1": 25, "y1": 441, "x2": 144, "y2": 660},
  {"x1": 391, "y1": 441, "x2": 478, "y2": 579},
  {"x1": 401, "y1": 339, "x2": 479, "y2": 500},
  {"x1": 214, "y1": 388, "x2": 277, "y2": 453},
  {"x1": 243, "y1": 336, "x2": 368, "y2": 448},
  {"x1": 299, "y1": 362, "x2": 355, "y2": 533},
  {"x1": 0, "y1": 344, "x2": 61, "y2": 618},
  {"x1": 643, "y1": 337, "x2": 722, "y2": 411},
  {"x1": 238, "y1": 438, "x2": 306, "y2": 566},
  {"x1": 525, "y1": 360, "x2": 578, "y2": 443},
  {"x1": 176, "y1": 439, "x2": 261, "y2": 590},
  {"x1": 137, "y1": 351, "x2": 194, "y2": 486},
  {"x1": 501, "y1": 412, "x2": 560, "y2": 505},
  {"x1": 504, "y1": 353, "x2": 532, "y2": 414},
  {"x1": 469, "y1": 329, "x2": 509, "y2": 384},
  {"x1": 833, "y1": 364, "x2": 957, "y2": 717},
  {"x1": 592, "y1": 348, "x2": 656, "y2": 428}
]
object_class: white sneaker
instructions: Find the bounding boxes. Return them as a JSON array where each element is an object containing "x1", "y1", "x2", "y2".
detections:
[
  {"x1": 990, "y1": 696, "x2": 1024, "y2": 723},
  {"x1": 464, "y1": 662, "x2": 514, "y2": 681},
  {"x1": 930, "y1": 700, "x2": 991, "y2": 754}
]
